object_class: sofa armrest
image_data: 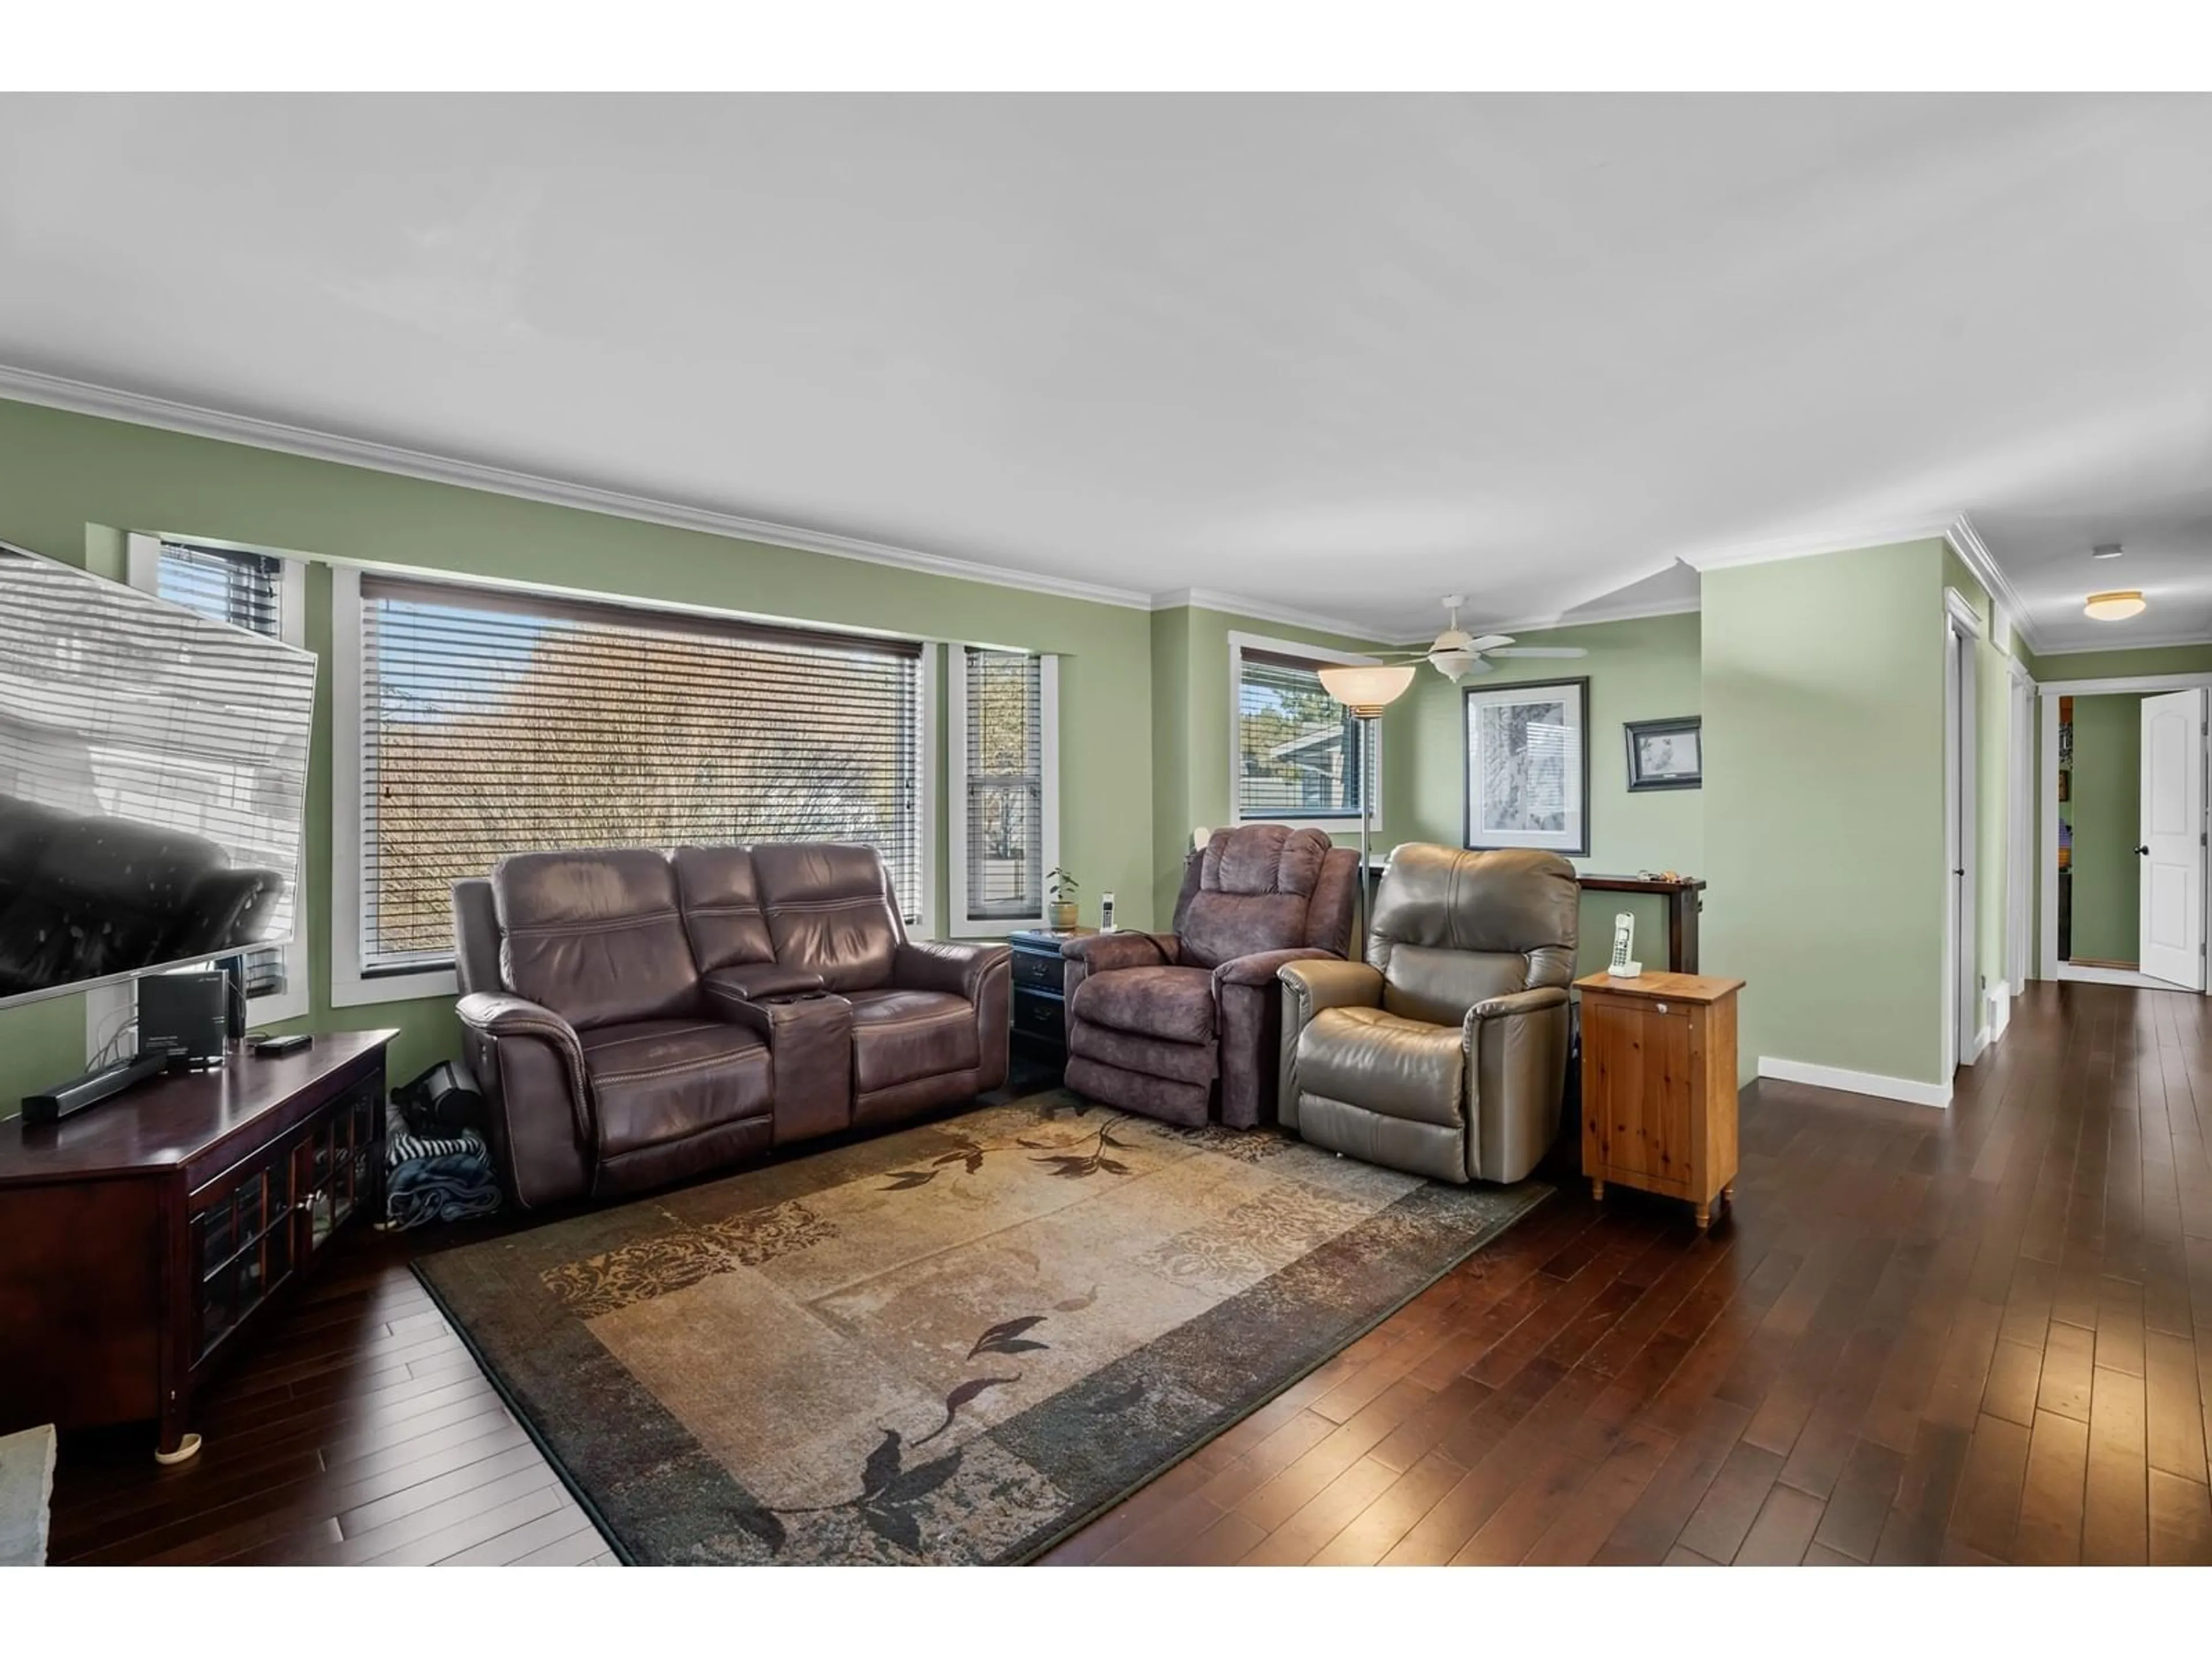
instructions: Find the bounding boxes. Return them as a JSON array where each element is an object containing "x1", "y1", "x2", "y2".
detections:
[
  {"x1": 1214, "y1": 946, "x2": 1337, "y2": 990},
  {"x1": 1277, "y1": 958, "x2": 1384, "y2": 1013},
  {"x1": 894, "y1": 939, "x2": 1012, "y2": 1003},
  {"x1": 455, "y1": 991, "x2": 592, "y2": 1146},
  {"x1": 1061, "y1": 932, "x2": 1179, "y2": 973},
  {"x1": 702, "y1": 963, "x2": 828, "y2": 1007},
  {"x1": 1466, "y1": 985, "x2": 1571, "y2": 1022}
]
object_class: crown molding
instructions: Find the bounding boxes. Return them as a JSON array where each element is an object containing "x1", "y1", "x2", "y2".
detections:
[
  {"x1": 1677, "y1": 515, "x2": 1958, "y2": 573},
  {"x1": 0, "y1": 362, "x2": 1162, "y2": 612},
  {"x1": 1941, "y1": 513, "x2": 2041, "y2": 653},
  {"x1": 2027, "y1": 627, "x2": 2212, "y2": 657},
  {"x1": 1412, "y1": 591, "x2": 1706, "y2": 646},
  {"x1": 1149, "y1": 586, "x2": 1389, "y2": 643}
]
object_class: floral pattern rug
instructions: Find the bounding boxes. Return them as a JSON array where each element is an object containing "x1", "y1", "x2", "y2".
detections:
[{"x1": 414, "y1": 1089, "x2": 1550, "y2": 1565}]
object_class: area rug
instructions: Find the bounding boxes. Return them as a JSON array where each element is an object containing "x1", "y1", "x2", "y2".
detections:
[{"x1": 414, "y1": 1090, "x2": 1550, "y2": 1565}]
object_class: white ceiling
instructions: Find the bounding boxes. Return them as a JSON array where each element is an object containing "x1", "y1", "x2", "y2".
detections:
[{"x1": 1, "y1": 93, "x2": 2209, "y2": 647}]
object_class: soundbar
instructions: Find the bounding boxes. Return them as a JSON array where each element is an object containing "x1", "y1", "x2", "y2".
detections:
[{"x1": 21, "y1": 1051, "x2": 172, "y2": 1126}]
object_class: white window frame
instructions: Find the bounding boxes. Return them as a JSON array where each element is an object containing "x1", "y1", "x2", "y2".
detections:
[
  {"x1": 329, "y1": 564, "x2": 457, "y2": 1008},
  {"x1": 1227, "y1": 631, "x2": 1385, "y2": 837},
  {"x1": 946, "y1": 647, "x2": 1059, "y2": 937},
  {"x1": 121, "y1": 531, "x2": 312, "y2": 1028}
]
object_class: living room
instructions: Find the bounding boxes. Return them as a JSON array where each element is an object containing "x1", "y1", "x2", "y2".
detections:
[{"x1": 5, "y1": 17, "x2": 2212, "y2": 1645}]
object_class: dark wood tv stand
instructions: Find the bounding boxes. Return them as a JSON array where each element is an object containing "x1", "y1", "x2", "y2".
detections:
[{"x1": 0, "y1": 1030, "x2": 395, "y2": 1463}]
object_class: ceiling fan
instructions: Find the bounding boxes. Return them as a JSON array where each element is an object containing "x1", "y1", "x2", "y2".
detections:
[{"x1": 1383, "y1": 595, "x2": 1591, "y2": 683}]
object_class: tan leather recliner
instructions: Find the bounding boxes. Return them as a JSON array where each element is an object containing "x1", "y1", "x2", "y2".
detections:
[{"x1": 1277, "y1": 844, "x2": 1577, "y2": 1184}]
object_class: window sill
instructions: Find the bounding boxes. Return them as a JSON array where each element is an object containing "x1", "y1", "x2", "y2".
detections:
[{"x1": 328, "y1": 965, "x2": 458, "y2": 1009}]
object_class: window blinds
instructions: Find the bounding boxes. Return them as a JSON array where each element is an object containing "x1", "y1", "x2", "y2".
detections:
[
  {"x1": 355, "y1": 575, "x2": 925, "y2": 974},
  {"x1": 1234, "y1": 647, "x2": 1364, "y2": 821},
  {"x1": 960, "y1": 649, "x2": 1044, "y2": 922},
  {"x1": 153, "y1": 541, "x2": 298, "y2": 997}
]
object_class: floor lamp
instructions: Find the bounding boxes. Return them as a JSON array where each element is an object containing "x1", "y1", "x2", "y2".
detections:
[{"x1": 1316, "y1": 664, "x2": 1416, "y2": 960}]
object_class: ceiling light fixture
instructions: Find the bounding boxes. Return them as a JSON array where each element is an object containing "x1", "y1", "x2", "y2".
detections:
[
  {"x1": 2090, "y1": 543, "x2": 2124, "y2": 560},
  {"x1": 2084, "y1": 590, "x2": 2146, "y2": 622}
]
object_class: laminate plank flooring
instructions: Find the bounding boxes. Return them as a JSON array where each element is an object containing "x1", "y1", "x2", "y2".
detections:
[{"x1": 43, "y1": 980, "x2": 2212, "y2": 1566}]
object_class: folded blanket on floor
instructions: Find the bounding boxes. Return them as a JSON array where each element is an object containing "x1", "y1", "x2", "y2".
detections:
[
  {"x1": 387, "y1": 1126, "x2": 490, "y2": 1169},
  {"x1": 386, "y1": 1161, "x2": 505, "y2": 1229}
]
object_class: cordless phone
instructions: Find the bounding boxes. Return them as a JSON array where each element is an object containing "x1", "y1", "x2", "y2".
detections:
[
  {"x1": 1100, "y1": 891, "x2": 1117, "y2": 933},
  {"x1": 1607, "y1": 912, "x2": 1642, "y2": 978}
]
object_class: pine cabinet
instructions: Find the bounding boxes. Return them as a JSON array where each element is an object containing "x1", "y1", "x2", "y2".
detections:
[{"x1": 1576, "y1": 972, "x2": 1743, "y2": 1230}]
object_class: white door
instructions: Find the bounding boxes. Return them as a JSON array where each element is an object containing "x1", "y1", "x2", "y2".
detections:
[
  {"x1": 1945, "y1": 618, "x2": 1979, "y2": 1066},
  {"x1": 2138, "y1": 688, "x2": 2206, "y2": 990}
]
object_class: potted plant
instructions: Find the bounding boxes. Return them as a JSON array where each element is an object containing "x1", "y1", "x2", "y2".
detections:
[{"x1": 1046, "y1": 868, "x2": 1080, "y2": 931}]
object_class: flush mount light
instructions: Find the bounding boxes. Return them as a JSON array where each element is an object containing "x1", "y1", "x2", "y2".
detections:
[
  {"x1": 2090, "y1": 543, "x2": 2124, "y2": 559},
  {"x1": 2084, "y1": 590, "x2": 2147, "y2": 621}
]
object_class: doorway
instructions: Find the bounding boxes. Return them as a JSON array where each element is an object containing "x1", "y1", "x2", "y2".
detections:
[
  {"x1": 2040, "y1": 676, "x2": 2211, "y2": 994},
  {"x1": 1943, "y1": 599, "x2": 1980, "y2": 1071}
]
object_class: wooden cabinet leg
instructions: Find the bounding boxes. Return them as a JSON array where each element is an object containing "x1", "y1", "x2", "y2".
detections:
[
  {"x1": 1591, "y1": 1179, "x2": 1605, "y2": 1202},
  {"x1": 1721, "y1": 1183, "x2": 1735, "y2": 1205},
  {"x1": 1694, "y1": 1201, "x2": 1711, "y2": 1232}
]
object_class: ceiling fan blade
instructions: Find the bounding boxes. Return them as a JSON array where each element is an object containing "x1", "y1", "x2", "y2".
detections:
[
  {"x1": 1487, "y1": 646, "x2": 1589, "y2": 658},
  {"x1": 1464, "y1": 634, "x2": 1514, "y2": 652},
  {"x1": 1455, "y1": 656, "x2": 1496, "y2": 677}
]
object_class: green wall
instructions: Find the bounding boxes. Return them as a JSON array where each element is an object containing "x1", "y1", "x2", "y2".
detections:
[
  {"x1": 1395, "y1": 610, "x2": 1705, "y2": 975},
  {"x1": 2066, "y1": 693, "x2": 2147, "y2": 965},
  {"x1": 2028, "y1": 642, "x2": 2212, "y2": 681},
  {"x1": 1702, "y1": 540, "x2": 1949, "y2": 1086},
  {"x1": 0, "y1": 395, "x2": 1159, "y2": 1109}
]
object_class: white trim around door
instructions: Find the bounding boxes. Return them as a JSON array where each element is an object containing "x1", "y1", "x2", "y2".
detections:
[{"x1": 2037, "y1": 670, "x2": 2212, "y2": 995}]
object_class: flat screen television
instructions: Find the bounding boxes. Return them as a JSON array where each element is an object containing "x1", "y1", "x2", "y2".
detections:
[{"x1": 0, "y1": 539, "x2": 316, "y2": 1010}]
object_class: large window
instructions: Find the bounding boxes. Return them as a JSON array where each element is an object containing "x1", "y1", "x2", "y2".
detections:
[
  {"x1": 127, "y1": 535, "x2": 309, "y2": 1021},
  {"x1": 948, "y1": 648, "x2": 1058, "y2": 933},
  {"x1": 1232, "y1": 639, "x2": 1376, "y2": 827},
  {"x1": 340, "y1": 571, "x2": 925, "y2": 990}
]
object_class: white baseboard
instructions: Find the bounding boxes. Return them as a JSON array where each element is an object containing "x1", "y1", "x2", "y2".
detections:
[
  {"x1": 1989, "y1": 981, "x2": 2013, "y2": 1041},
  {"x1": 1756, "y1": 1055, "x2": 1953, "y2": 1110},
  {"x1": 1964, "y1": 1025, "x2": 1991, "y2": 1066}
]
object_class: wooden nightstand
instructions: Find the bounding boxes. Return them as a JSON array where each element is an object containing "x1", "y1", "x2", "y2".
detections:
[
  {"x1": 1007, "y1": 927, "x2": 1095, "y2": 1076},
  {"x1": 1574, "y1": 971, "x2": 1744, "y2": 1230}
]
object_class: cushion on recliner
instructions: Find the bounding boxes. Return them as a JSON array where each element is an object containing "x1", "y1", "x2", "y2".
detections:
[
  {"x1": 752, "y1": 843, "x2": 904, "y2": 991},
  {"x1": 581, "y1": 1018, "x2": 772, "y2": 1157},
  {"x1": 1299, "y1": 1006, "x2": 1465, "y2": 1130},
  {"x1": 673, "y1": 845, "x2": 775, "y2": 969},
  {"x1": 844, "y1": 988, "x2": 979, "y2": 1092},
  {"x1": 1070, "y1": 964, "x2": 1216, "y2": 1046},
  {"x1": 495, "y1": 849, "x2": 700, "y2": 1029},
  {"x1": 1177, "y1": 825, "x2": 1332, "y2": 969}
]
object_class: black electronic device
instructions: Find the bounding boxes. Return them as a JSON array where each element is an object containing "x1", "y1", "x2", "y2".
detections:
[
  {"x1": 0, "y1": 539, "x2": 315, "y2": 1014},
  {"x1": 249, "y1": 1032, "x2": 313, "y2": 1058},
  {"x1": 138, "y1": 969, "x2": 230, "y2": 1070},
  {"x1": 221, "y1": 954, "x2": 248, "y2": 1041},
  {"x1": 21, "y1": 1051, "x2": 170, "y2": 1125},
  {"x1": 392, "y1": 1059, "x2": 487, "y2": 1137}
]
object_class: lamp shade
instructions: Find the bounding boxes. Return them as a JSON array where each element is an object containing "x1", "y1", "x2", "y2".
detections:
[
  {"x1": 1317, "y1": 662, "x2": 1417, "y2": 717},
  {"x1": 2084, "y1": 590, "x2": 2146, "y2": 621}
]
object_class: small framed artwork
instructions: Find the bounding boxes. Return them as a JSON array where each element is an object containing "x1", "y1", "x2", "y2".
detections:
[
  {"x1": 1464, "y1": 677, "x2": 1590, "y2": 855},
  {"x1": 1624, "y1": 715, "x2": 1702, "y2": 792}
]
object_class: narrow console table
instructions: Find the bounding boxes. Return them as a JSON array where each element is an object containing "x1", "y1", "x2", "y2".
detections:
[
  {"x1": 1576, "y1": 874, "x2": 1707, "y2": 972},
  {"x1": 0, "y1": 1031, "x2": 395, "y2": 1462}
]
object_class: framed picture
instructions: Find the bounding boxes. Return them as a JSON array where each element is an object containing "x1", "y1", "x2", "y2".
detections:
[
  {"x1": 1463, "y1": 677, "x2": 1590, "y2": 855},
  {"x1": 1624, "y1": 715, "x2": 1702, "y2": 792}
]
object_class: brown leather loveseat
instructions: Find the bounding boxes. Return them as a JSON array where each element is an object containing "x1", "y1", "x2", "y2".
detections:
[{"x1": 451, "y1": 843, "x2": 1010, "y2": 1208}]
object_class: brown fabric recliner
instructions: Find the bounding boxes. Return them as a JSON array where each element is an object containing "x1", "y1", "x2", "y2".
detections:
[
  {"x1": 452, "y1": 842, "x2": 1010, "y2": 1209},
  {"x1": 1278, "y1": 844, "x2": 1577, "y2": 1185},
  {"x1": 1060, "y1": 825, "x2": 1358, "y2": 1128}
]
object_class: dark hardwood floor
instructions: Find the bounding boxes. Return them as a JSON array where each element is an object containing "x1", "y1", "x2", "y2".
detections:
[{"x1": 46, "y1": 979, "x2": 2212, "y2": 1565}]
